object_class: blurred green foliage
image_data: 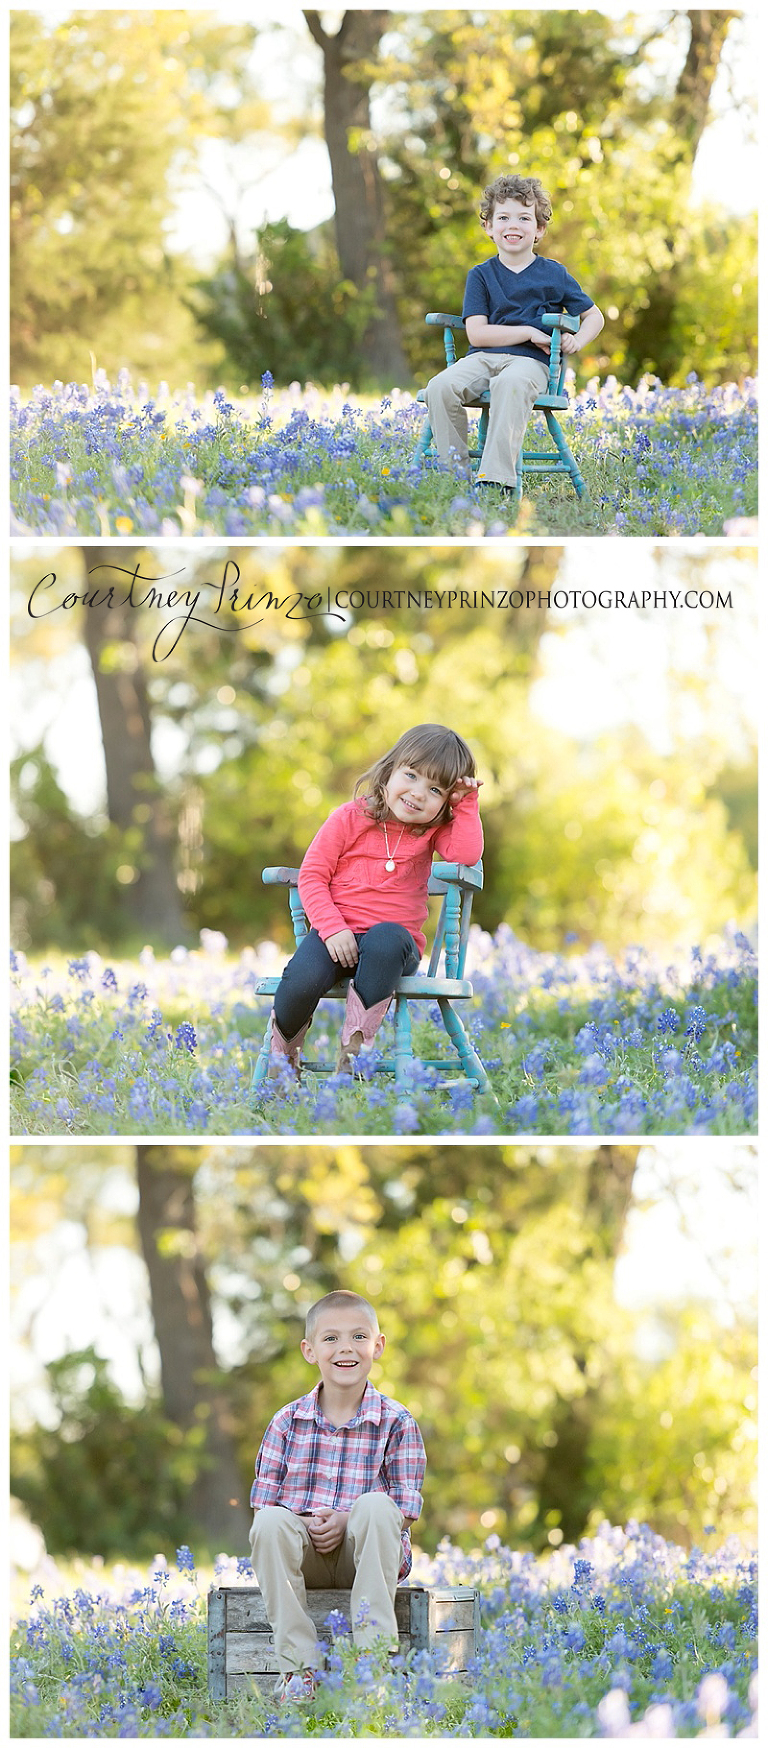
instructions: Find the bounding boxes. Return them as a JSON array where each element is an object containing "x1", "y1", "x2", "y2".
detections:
[
  {"x1": 10, "y1": 1349, "x2": 204, "y2": 1556},
  {"x1": 10, "y1": 9, "x2": 256, "y2": 386},
  {"x1": 190, "y1": 222, "x2": 378, "y2": 391},
  {"x1": 10, "y1": 1144, "x2": 757, "y2": 1559}
]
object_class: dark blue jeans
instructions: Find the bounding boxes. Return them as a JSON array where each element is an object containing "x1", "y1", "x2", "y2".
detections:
[{"x1": 273, "y1": 924, "x2": 420, "y2": 1039}]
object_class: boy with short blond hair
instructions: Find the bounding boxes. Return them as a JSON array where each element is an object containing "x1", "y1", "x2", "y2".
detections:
[
  {"x1": 425, "y1": 172, "x2": 605, "y2": 490},
  {"x1": 249, "y1": 1289, "x2": 426, "y2": 1704}
]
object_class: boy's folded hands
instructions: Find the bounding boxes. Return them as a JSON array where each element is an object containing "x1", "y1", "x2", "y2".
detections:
[{"x1": 306, "y1": 1506, "x2": 350, "y2": 1552}]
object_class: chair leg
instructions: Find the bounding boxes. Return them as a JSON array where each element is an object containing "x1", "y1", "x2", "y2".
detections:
[
  {"x1": 251, "y1": 1020, "x2": 273, "y2": 1092},
  {"x1": 413, "y1": 416, "x2": 434, "y2": 465},
  {"x1": 393, "y1": 996, "x2": 413, "y2": 1090},
  {"x1": 438, "y1": 999, "x2": 491, "y2": 1092},
  {"x1": 512, "y1": 440, "x2": 523, "y2": 506},
  {"x1": 544, "y1": 411, "x2": 588, "y2": 499},
  {"x1": 476, "y1": 406, "x2": 489, "y2": 464}
]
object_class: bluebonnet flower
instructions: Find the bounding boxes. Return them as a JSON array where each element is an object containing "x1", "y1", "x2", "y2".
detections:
[
  {"x1": 392, "y1": 1102, "x2": 420, "y2": 1134},
  {"x1": 174, "y1": 1021, "x2": 197, "y2": 1053},
  {"x1": 138, "y1": 1681, "x2": 163, "y2": 1710},
  {"x1": 572, "y1": 1559, "x2": 593, "y2": 1586}
]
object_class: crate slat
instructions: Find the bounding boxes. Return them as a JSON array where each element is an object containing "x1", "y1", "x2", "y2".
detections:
[
  {"x1": 207, "y1": 1586, "x2": 227, "y2": 1703},
  {"x1": 426, "y1": 1625, "x2": 477, "y2": 1668},
  {"x1": 222, "y1": 1587, "x2": 416, "y2": 1632},
  {"x1": 227, "y1": 1671, "x2": 282, "y2": 1697},
  {"x1": 431, "y1": 1596, "x2": 477, "y2": 1631},
  {"x1": 225, "y1": 1629, "x2": 414, "y2": 1676}
]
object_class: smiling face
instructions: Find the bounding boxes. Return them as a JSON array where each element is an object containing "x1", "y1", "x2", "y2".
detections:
[
  {"x1": 484, "y1": 196, "x2": 545, "y2": 266},
  {"x1": 383, "y1": 763, "x2": 449, "y2": 826},
  {"x1": 301, "y1": 1307, "x2": 385, "y2": 1400}
]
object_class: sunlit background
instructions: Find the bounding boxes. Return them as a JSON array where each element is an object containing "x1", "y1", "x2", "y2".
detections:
[
  {"x1": 10, "y1": 1141, "x2": 758, "y2": 1561},
  {"x1": 11, "y1": 543, "x2": 757, "y2": 956},
  {"x1": 12, "y1": 8, "x2": 757, "y2": 389}
]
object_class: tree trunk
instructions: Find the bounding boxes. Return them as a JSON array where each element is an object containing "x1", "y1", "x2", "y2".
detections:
[
  {"x1": 136, "y1": 1146, "x2": 251, "y2": 1550},
  {"x1": 304, "y1": 9, "x2": 409, "y2": 383},
  {"x1": 535, "y1": 1147, "x2": 638, "y2": 1544},
  {"x1": 79, "y1": 546, "x2": 187, "y2": 943},
  {"x1": 624, "y1": 10, "x2": 737, "y2": 381}
]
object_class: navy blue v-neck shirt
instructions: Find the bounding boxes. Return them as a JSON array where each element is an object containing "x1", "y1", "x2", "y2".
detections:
[{"x1": 462, "y1": 254, "x2": 593, "y2": 363}]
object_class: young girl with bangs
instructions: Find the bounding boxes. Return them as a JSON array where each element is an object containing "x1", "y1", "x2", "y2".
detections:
[{"x1": 267, "y1": 724, "x2": 483, "y2": 1076}]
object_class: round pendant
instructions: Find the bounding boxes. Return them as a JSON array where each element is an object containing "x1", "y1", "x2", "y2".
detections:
[{"x1": 385, "y1": 858, "x2": 395, "y2": 872}]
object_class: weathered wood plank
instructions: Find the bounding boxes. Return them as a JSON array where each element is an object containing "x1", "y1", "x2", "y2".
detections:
[
  {"x1": 224, "y1": 1586, "x2": 419, "y2": 1632},
  {"x1": 428, "y1": 1586, "x2": 477, "y2": 1602},
  {"x1": 226, "y1": 1630, "x2": 414, "y2": 1676},
  {"x1": 409, "y1": 1585, "x2": 430, "y2": 1649},
  {"x1": 426, "y1": 1626, "x2": 476, "y2": 1668},
  {"x1": 207, "y1": 1589, "x2": 227, "y2": 1703},
  {"x1": 431, "y1": 1596, "x2": 477, "y2": 1631},
  {"x1": 227, "y1": 1671, "x2": 281, "y2": 1697}
]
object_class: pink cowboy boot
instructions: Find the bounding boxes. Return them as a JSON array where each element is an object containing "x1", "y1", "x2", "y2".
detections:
[
  {"x1": 336, "y1": 986, "x2": 391, "y2": 1075},
  {"x1": 268, "y1": 1011, "x2": 311, "y2": 1081}
]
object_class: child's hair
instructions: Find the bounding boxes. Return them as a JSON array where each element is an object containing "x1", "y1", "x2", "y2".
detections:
[
  {"x1": 480, "y1": 174, "x2": 552, "y2": 232},
  {"x1": 305, "y1": 1290, "x2": 379, "y2": 1344},
  {"x1": 354, "y1": 724, "x2": 476, "y2": 829}
]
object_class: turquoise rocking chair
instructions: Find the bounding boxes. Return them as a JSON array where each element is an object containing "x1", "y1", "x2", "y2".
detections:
[
  {"x1": 414, "y1": 310, "x2": 587, "y2": 502},
  {"x1": 251, "y1": 861, "x2": 491, "y2": 1095}
]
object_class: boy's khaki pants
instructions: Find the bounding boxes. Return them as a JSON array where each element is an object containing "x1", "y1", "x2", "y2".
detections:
[
  {"x1": 250, "y1": 1493, "x2": 404, "y2": 1673},
  {"x1": 425, "y1": 352, "x2": 550, "y2": 486}
]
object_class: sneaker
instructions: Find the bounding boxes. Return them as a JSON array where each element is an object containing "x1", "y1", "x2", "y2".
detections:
[{"x1": 274, "y1": 1670, "x2": 316, "y2": 1704}]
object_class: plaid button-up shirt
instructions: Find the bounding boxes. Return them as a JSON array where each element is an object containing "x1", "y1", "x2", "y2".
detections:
[{"x1": 250, "y1": 1382, "x2": 426, "y2": 1578}]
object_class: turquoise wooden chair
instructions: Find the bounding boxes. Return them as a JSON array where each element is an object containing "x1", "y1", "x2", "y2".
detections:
[
  {"x1": 250, "y1": 861, "x2": 491, "y2": 1095},
  {"x1": 414, "y1": 311, "x2": 587, "y2": 502}
]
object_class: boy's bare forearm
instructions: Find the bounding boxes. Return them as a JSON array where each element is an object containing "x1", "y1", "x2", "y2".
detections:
[{"x1": 464, "y1": 317, "x2": 542, "y2": 349}]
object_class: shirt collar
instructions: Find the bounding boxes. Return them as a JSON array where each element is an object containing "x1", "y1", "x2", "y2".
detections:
[{"x1": 294, "y1": 1380, "x2": 382, "y2": 1427}]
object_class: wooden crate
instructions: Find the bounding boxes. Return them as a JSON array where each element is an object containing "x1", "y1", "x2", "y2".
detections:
[{"x1": 207, "y1": 1583, "x2": 480, "y2": 1700}]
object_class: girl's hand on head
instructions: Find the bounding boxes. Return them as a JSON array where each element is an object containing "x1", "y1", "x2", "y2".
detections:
[
  {"x1": 325, "y1": 929, "x2": 359, "y2": 969},
  {"x1": 448, "y1": 776, "x2": 483, "y2": 806}
]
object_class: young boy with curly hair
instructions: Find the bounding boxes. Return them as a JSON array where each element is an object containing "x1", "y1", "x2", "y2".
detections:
[{"x1": 424, "y1": 173, "x2": 604, "y2": 491}]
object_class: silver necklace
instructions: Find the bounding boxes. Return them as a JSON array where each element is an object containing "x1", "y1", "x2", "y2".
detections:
[{"x1": 382, "y1": 821, "x2": 406, "y2": 871}]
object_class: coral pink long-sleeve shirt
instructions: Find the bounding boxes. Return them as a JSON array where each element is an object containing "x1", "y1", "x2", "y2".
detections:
[{"x1": 297, "y1": 791, "x2": 483, "y2": 956}]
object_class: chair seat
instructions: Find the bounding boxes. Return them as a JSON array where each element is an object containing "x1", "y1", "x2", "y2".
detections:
[
  {"x1": 255, "y1": 975, "x2": 473, "y2": 999},
  {"x1": 396, "y1": 977, "x2": 473, "y2": 998},
  {"x1": 416, "y1": 388, "x2": 568, "y2": 411}
]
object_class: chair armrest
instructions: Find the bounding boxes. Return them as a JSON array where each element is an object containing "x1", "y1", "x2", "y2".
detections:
[
  {"x1": 425, "y1": 312, "x2": 466, "y2": 366},
  {"x1": 262, "y1": 867, "x2": 301, "y2": 886},
  {"x1": 429, "y1": 860, "x2": 484, "y2": 892},
  {"x1": 541, "y1": 313, "x2": 580, "y2": 333},
  {"x1": 539, "y1": 313, "x2": 579, "y2": 394}
]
